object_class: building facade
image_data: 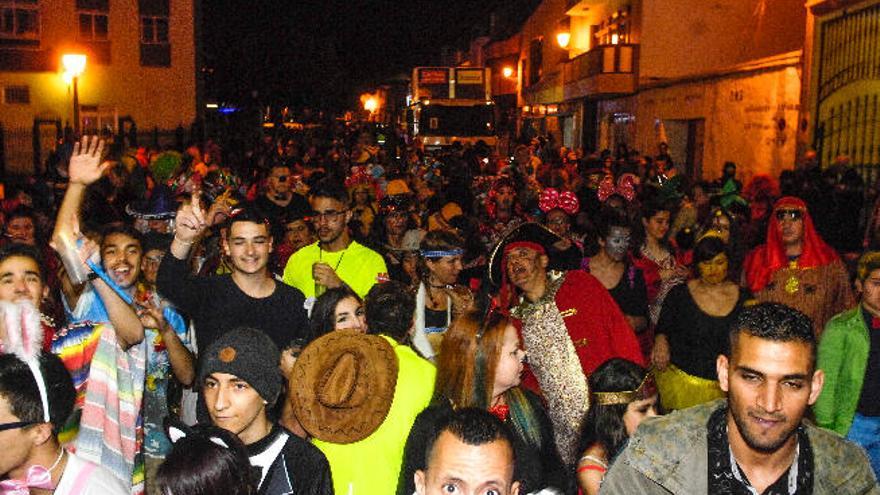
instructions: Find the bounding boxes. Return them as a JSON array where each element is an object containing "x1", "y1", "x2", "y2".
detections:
[
  {"x1": 510, "y1": 0, "x2": 808, "y2": 182},
  {"x1": 800, "y1": 0, "x2": 880, "y2": 183},
  {"x1": 0, "y1": 0, "x2": 199, "y2": 176}
]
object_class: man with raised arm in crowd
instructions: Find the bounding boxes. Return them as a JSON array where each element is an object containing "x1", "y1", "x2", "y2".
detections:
[{"x1": 157, "y1": 197, "x2": 309, "y2": 351}]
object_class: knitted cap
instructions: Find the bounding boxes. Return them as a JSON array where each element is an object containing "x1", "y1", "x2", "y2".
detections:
[{"x1": 198, "y1": 327, "x2": 282, "y2": 404}]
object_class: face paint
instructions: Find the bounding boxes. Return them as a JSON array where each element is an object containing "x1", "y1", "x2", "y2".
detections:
[
  {"x1": 698, "y1": 253, "x2": 729, "y2": 285},
  {"x1": 604, "y1": 226, "x2": 631, "y2": 261}
]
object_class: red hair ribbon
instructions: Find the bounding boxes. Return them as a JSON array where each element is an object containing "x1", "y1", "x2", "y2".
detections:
[{"x1": 539, "y1": 188, "x2": 580, "y2": 215}]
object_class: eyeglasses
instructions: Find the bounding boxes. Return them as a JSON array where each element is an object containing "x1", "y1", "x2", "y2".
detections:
[
  {"x1": 775, "y1": 209, "x2": 803, "y2": 221},
  {"x1": 310, "y1": 210, "x2": 347, "y2": 222},
  {"x1": 0, "y1": 421, "x2": 35, "y2": 432}
]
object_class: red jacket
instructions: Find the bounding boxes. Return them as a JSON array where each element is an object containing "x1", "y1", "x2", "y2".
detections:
[{"x1": 517, "y1": 270, "x2": 645, "y2": 394}]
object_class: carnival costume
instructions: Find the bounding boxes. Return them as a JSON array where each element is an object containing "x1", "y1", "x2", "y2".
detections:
[
  {"x1": 491, "y1": 223, "x2": 644, "y2": 466},
  {"x1": 743, "y1": 196, "x2": 854, "y2": 335}
]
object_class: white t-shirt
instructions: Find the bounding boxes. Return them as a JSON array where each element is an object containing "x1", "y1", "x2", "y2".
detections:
[{"x1": 54, "y1": 453, "x2": 129, "y2": 495}]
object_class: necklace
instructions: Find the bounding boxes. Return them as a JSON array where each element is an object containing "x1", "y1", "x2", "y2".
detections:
[
  {"x1": 784, "y1": 257, "x2": 800, "y2": 294},
  {"x1": 319, "y1": 245, "x2": 347, "y2": 272}
]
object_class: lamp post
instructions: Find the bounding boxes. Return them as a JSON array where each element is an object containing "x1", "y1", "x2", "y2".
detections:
[{"x1": 62, "y1": 54, "x2": 87, "y2": 135}]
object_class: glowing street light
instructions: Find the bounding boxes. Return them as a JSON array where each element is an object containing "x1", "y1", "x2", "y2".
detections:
[
  {"x1": 62, "y1": 54, "x2": 87, "y2": 135},
  {"x1": 556, "y1": 31, "x2": 571, "y2": 48},
  {"x1": 363, "y1": 97, "x2": 378, "y2": 113},
  {"x1": 502, "y1": 66, "x2": 514, "y2": 78}
]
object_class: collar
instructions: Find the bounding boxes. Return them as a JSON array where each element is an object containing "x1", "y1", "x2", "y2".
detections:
[
  {"x1": 707, "y1": 407, "x2": 814, "y2": 495},
  {"x1": 861, "y1": 307, "x2": 880, "y2": 330}
]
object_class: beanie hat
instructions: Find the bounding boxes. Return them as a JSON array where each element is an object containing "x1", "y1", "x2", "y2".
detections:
[{"x1": 198, "y1": 327, "x2": 282, "y2": 405}]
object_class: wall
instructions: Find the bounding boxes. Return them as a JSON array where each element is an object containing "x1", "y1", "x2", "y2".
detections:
[
  {"x1": 639, "y1": 0, "x2": 805, "y2": 81},
  {"x1": 630, "y1": 63, "x2": 802, "y2": 181}
]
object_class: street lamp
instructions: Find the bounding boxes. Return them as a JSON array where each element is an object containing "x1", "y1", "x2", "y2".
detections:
[
  {"x1": 556, "y1": 31, "x2": 571, "y2": 48},
  {"x1": 62, "y1": 54, "x2": 87, "y2": 135},
  {"x1": 502, "y1": 66, "x2": 514, "y2": 78}
]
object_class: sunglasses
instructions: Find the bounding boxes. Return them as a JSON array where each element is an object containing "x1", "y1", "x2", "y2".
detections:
[{"x1": 775, "y1": 209, "x2": 803, "y2": 221}]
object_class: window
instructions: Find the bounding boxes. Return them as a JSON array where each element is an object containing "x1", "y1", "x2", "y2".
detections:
[
  {"x1": 528, "y1": 38, "x2": 543, "y2": 86},
  {"x1": 78, "y1": 11, "x2": 108, "y2": 40},
  {"x1": 139, "y1": 0, "x2": 170, "y2": 66},
  {"x1": 140, "y1": 16, "x2": 167, "y2": 44},
  {"x1": 0, "y1": 0, "x2": 39, "y2": 40},
  {"x1": 3, "y1": 85, "x2": 29, "y2": 104}
]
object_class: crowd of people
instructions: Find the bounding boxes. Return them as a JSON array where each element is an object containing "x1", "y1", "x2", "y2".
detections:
[{"x1": 0, "y1": 122, "x2": 879, "y2": 494}]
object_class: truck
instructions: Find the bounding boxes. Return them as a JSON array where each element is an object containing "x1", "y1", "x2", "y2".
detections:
[{"x1": 406, "y1": 67, "x2": 496, "y2": 150}]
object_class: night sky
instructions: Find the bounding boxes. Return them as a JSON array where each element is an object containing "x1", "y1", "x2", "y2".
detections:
[{"x1": 201, "y1": 0, "x2": 511, "y2": 111}]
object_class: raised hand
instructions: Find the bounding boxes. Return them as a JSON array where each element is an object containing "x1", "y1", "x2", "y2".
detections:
[
  {"x1": 174, "y1": 189, "x2": 209, "y2": 244},
  {"x1": 68, "y1": 136, "x2": 109, "y2": 186}
]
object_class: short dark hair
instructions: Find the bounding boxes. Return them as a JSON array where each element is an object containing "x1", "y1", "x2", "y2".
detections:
[
  {"x1": 6, "y1": 205, "x2": 35, "y2": 223},
  {"x1": 0, "y1": 353, "x2": 76, "y2": 435},
  {"x1": 424, "y1": 408, "x2": 515, "y2": 470},
  {"x1": 309, "y1": 286, "x2": 362, "y2": 340},
  {"x1": 365, "y1": 281, "x2": 414, "y2": 343},
  {"x1": 729, "y1": 303, "x2": 817, "y2": 368},
  {"x1": 100, "y1": 224, "x2": 144, "y2": 250},
  {"x1": 224, "y1": 205, "x2": 271, "y2": 236},
  {"x1": 309, "y1": 179, "x2": 348, "y2": 205},
  {"x1": 693, "y1": 235, "x2": 728, "y2": 265},
  {"x1": 156, "y1": 424, "x2": 256, "y2": 495},
  {"x1": 0, "y1": 244, "x2": 45, "y2": 283}
]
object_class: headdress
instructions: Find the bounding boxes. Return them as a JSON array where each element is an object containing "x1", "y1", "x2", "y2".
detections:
[
  {"x1": 743, "y1": 196, "x2": 839, "y2": 293},
  {"x1": 597, "y1": 173, "x2": 637, "y2": 202},
  {"x1": 538, "y1": 188, "x2": 580, "y2": 215},
  {"x1": 593, "y1": 370, "x2": 657, "y2": 406},
  {"x1": 345, "y1": 169, "x2": 381, "y2": 200}
]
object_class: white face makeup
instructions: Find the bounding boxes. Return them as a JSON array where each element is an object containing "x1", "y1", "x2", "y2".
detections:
[{"x1": 603, "y1": 226, "x2": 632, "y2": 262}]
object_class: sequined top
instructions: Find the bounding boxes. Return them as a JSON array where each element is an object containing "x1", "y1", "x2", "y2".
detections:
[{"x1": 513, "y1": 271, "x2": 590, "y2": 466}]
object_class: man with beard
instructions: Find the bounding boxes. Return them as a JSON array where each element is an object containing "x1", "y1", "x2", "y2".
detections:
[
  {"x1": 283, "y1": 180, "x2": 387, "y2": 304},
  {"x1": 490, "y1": 222, "x2": 643, "y2": 466},
  {"x1": 602, "y1": 303, "x2": 878, "y2": 494},
  {"x1": 743, "y1": 196, "x2": 854, "y2": 335},
  {"x1": 157, "y1": 198, "x2": 309, "y2": 352}
]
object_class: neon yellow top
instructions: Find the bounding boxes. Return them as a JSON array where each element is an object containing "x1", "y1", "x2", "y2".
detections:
[
  {"x1": 313, "y1": 335, "x2": 436, "y2": 495},
  {"x1": 282, "y1": 240, "x2": 388, "y2": 299}
]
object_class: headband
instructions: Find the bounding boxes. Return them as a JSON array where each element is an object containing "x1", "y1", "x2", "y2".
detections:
[
  {"x1": 420, "y1": 249, "x2": 464, "y2": 258},
  {"x1": 503, "y1": 241, "x2": 546, "y2": 257},
  {"x1": 593, "y1": 371, "x2": 657, "y2": 406}
]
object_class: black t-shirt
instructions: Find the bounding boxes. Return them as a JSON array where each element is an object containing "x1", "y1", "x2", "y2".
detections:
[
  {"x1": 247, "y1": 425, "x2": 333, "y2": 495},
  {"x1": 157, "y1": 254, "x2": 310, "y2": 351},
  {"x1": 858, "y1": 309, "x2": 880, "y2": 416},
  {"x1": 656, "y1": 283, "x2": 751, "y2": 379}
]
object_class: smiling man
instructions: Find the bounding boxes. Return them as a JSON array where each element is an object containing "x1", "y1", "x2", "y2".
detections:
[
  {"x1": 601, "y1": 303, "x2": 879, "y2": 494},
  {"x1": 158, "y1": 201, "x2": 309, "y2": 351},
  {"x1": 199, "y1": 327, "x2": 332, "y2": 495}
]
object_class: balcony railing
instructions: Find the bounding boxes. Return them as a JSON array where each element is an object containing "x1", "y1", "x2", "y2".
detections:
[{"x1": 563, "y1": 43, "x2": 638, "y2": 98}]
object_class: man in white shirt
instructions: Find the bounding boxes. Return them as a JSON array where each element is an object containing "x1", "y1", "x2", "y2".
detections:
[{"x1": 0, "y1": 352, "x2": 127, "y2": 495}]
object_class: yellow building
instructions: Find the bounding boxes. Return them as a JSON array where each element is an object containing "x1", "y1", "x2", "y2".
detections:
[
  {"x1": 515, "y1": 0, "x2": 807, "y2": 181},
  {"x1": 0, "y1": 0, "x2": 199, "y2": 176},
  {"x1": 800, "y1": 0, "x2": 880, "y2": 182}
]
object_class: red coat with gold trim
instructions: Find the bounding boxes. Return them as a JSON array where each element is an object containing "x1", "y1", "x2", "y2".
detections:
[{"x1": 516, "y1": 270, "x2": 646, "y2": 394}]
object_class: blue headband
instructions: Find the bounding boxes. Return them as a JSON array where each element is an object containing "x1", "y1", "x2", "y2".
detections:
[{"x1": 420, "y1": 249, "x2": 464, "y2": 258}]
